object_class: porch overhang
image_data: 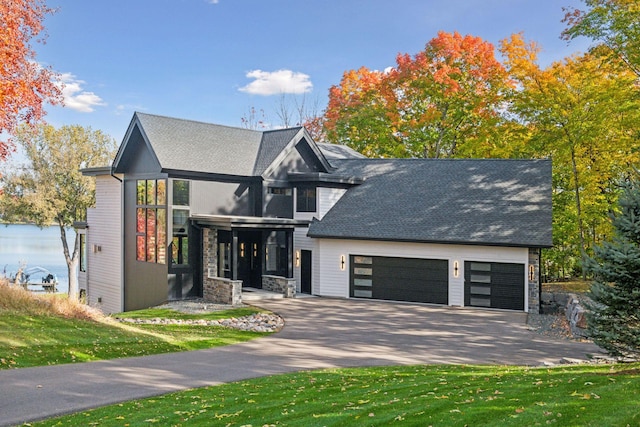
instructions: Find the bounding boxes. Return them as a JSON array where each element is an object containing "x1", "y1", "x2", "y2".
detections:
[{"x1": 191, "y1": 214, "x2": 310, "y2": 230}]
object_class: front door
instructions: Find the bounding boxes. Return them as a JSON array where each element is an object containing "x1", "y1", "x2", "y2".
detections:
[
  {"x1": 237, "y1": 231, "x2": 262, "y2": 288},
  {"x1": 301, "y1": 250, "x2": 312, "y2": 294}
]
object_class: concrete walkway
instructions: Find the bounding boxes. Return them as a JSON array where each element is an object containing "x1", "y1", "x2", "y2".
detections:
[{"x1": 0, "y1": 298, "x2": 601, "y2": 426}]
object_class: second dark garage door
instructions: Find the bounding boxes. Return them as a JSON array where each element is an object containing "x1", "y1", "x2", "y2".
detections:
[
  {"x1": 350, "y1": 255, "x2": 448, "y2": 304},
  {"x1": 464, "y1": 261, "x2": 525, "y2": 310}
]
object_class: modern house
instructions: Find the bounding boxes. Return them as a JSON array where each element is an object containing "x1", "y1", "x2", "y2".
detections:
[{"x1": 77, "y1": 112, "x2": 552, "y2": 314}]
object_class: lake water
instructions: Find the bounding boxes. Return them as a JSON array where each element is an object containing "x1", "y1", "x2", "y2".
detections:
[{"x1": 0, "y1": 224, "x2": 75, "y2": 294}]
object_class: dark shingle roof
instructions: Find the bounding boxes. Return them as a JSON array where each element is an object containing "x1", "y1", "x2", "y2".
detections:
[
  {"x1": 253, "y1": 127, "x2": 302, "y2": 175},
  {"x1": 317, "y1": 143, "x2": 367, "y2": 160},
  {"x1": 308, "y1": 158, "x2": 552, "y2": 247},
  {"x1": 135, "y1": 112, "x2": 262, "y2": 176},
  {"x1": 132, "y1": 113, "x2": 324, "y2": 178}
]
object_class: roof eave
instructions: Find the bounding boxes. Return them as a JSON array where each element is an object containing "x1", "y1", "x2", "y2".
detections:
[
  {"x1": 192, "y1": 214, "x2": 311, "y2": 229},
  {"x1": 305, "y1": 232, "x2": 552, "y2": 249},
  {"x1": 288, "y1": 172, "x2": 364, "y2": 185},
  {"x1": 162, "y1": 168, "x2": 261, "y2": 183},
  {"x1": 81, "y1": 166, "x2": 113, "y2": 176}
]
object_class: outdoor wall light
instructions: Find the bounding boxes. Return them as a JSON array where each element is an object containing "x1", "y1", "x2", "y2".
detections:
[
  {"x1": 453, "y1": 260, "x2": 459, "y2": 278},
  {"x1": 240, "y1": 242, "x2": 245, "y2": 257},
  {"x1": 529, "y1": 264, "x2": 535, "y2": 281},
  {"x1": 340, "y1": 254, "x2": 346, "y2": 271},
  {"x1": 295, "y1": 250, "x2": 300, "y2": 267}
]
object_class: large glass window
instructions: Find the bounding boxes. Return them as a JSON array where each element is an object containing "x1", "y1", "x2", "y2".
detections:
[
  {"x1": 171, "y1": 209, "x2": 189, "y2": 265},
  {"x1": 296, "y1": 186, "x2": 316, "y2": 212},
  {"x1": 265, "y1": 231, "x2": 288, "y2": 276},
  {"x1": 173, "y1": 180, "x2": 189, "y2": 206},
  {"x1": 136, "y1": 179, "x2": 167, "y2": 264},
  {"x1": 171, "y1": 180, "x2": 190, "y2": 266}
]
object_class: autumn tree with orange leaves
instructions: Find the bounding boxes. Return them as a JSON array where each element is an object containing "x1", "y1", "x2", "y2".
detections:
[
  {"x1": 324, "y1": 31, "x2": 513, "y2": 158},
  {"x1": 0, "y1": 0, "x2": 62, "y2": 161}
]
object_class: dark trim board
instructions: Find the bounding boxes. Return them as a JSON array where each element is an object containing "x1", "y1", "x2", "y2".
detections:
[{"x1": 350, "y1": 255, "x2": 448, "y2": 305}]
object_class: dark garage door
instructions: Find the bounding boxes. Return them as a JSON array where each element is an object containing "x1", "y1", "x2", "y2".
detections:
[
  {"x1": 464, "y1": 261, "x2": 524, "y2": 310},
  {"x1": 350, "y1": 255, "x2": 448, "y2": 305}
]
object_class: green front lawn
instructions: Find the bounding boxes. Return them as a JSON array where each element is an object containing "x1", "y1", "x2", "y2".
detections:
[
  {"x1": 33, "y1": 364, "x2": 640, "y2": 426},
  {"x1": 0, "y1": 307, "x2": 269, "y2": 369}
]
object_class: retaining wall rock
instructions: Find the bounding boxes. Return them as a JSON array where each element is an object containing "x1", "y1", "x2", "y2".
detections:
[{"x1": 565, "y1": 293, "x2": 589, "y2": 337}]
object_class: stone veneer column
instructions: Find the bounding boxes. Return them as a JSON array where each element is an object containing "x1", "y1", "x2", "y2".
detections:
[
  {"x1": 528, "y1": 248, "x2": 541, "y2": 314},
  {"x1": 202, "y1": 227, "x2": 218, "y2": 284}
]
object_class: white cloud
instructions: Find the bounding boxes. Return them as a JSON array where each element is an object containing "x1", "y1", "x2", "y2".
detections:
[
  {"x1": 115, "y1": 104, "x2": 146, "y2": 116},
  {"x1": 239, "y1": 69, "x2": 313, "y2": 96},
  {"x1": 208, "y1": 0, "x2": 219, "y2": 3},
  {"x1": 58, "y1": 73, "x2": 106, "y2": 113}
]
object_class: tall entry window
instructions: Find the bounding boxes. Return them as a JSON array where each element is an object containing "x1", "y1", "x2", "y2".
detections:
[
  {"x1": 136, "y1": 179, "x2": 167, "y2": 264},
  {"x1": 171, "y1": 180, "x2": 190, "y2": 266}
]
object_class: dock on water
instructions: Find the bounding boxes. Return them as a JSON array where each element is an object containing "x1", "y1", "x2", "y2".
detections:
[{"x1": 23, "y1": 282, "x2": 58, "y2": 293}]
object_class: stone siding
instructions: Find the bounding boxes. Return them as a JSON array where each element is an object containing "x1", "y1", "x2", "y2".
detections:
[
  {"x1": 202, "y1": 228, "x2": 218, "y2": 284},
  {"x1": 528, "y1": 248, "x2": 541, "y2": 314},
  {"x1": 262, "y1": 275, "x2": 296, "y2": 298},
  {"x1": 203, "y1": 277, "x2": 242, "y2": 305}
]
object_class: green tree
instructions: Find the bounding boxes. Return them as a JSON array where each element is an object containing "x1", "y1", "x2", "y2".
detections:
[
  {"x1": 0, "y1": 124, "x2": 116, "y2": 299},
  {"x1": 585, "y1": 177, "x2": 640, "y2": 358},
  {"x1": 500, "y1": 34, "x2": 640, "y2": 277},
  {"x1": 563, "y1": 0, "x2": 640, "y2": 77}
]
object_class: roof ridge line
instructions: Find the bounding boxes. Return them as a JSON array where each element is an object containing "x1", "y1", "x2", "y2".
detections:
[{"x1": 135, "y1": 111, "x2": 263, "y2": 134}]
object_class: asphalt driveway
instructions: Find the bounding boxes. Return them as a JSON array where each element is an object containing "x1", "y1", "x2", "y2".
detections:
[{"x1": 0, "y1": 298, "x2": 601, "y2": 426}]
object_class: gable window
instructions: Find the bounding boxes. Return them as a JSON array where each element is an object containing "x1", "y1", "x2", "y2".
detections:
[
  {"x1": 296, "y1": 186, "x2": 316, "y2": 212},
  {"x1": 171, "y1": 180, "x2": 190, "y2": 266},
  {"x1": 136, "y1": 179, "x2": 167, "y2": 264}
]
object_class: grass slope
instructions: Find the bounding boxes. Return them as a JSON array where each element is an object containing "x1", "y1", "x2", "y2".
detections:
[
  {"x1": 33, "y1": 364, "x2": 640, "y2": 426},
  {"x1": 0, "y1": 282, "x2": 269, "y2": 369}
]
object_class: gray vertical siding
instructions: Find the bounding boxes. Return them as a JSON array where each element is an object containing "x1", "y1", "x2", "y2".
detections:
[{"x1": 85, "y1": 175, "x2": 123, "y2": 314}]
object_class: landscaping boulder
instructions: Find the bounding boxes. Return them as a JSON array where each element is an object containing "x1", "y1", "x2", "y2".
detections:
[{"x1": 565, "y1": 293, "x2": 589, "y2": 338}]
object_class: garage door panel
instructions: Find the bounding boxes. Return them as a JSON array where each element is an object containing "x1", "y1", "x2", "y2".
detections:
[
  {"x1": 464, "y1": 261, "x2": 524, "y2": 310},
  {"x1": 351, "y1": 255, "x2": 449, "y2": 305},
  {"x1": 373, "y1": 278, "x2": 449, "y2": 304},
  {"x1": 373, "y1": 269, "x2": 448, "y2": 282}
]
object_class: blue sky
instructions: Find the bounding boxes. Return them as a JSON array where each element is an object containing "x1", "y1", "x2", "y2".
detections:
[{"x1": 36, "y1": 0, "x2": 592, "y2": 144}]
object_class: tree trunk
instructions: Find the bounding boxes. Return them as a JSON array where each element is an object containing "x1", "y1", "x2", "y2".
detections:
[
  {"x1": 67, "y1": 255, "x2": 79, "y2": 301},
  {"x1": 570, "y1": 146, "x2": 587, "y2": 279},
  {"x1": 58, "y1": 222, "x2": 79, "y2": 300},
  {"x1": 431, "y1": 103, "x2": 449, "y2": 159}
]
